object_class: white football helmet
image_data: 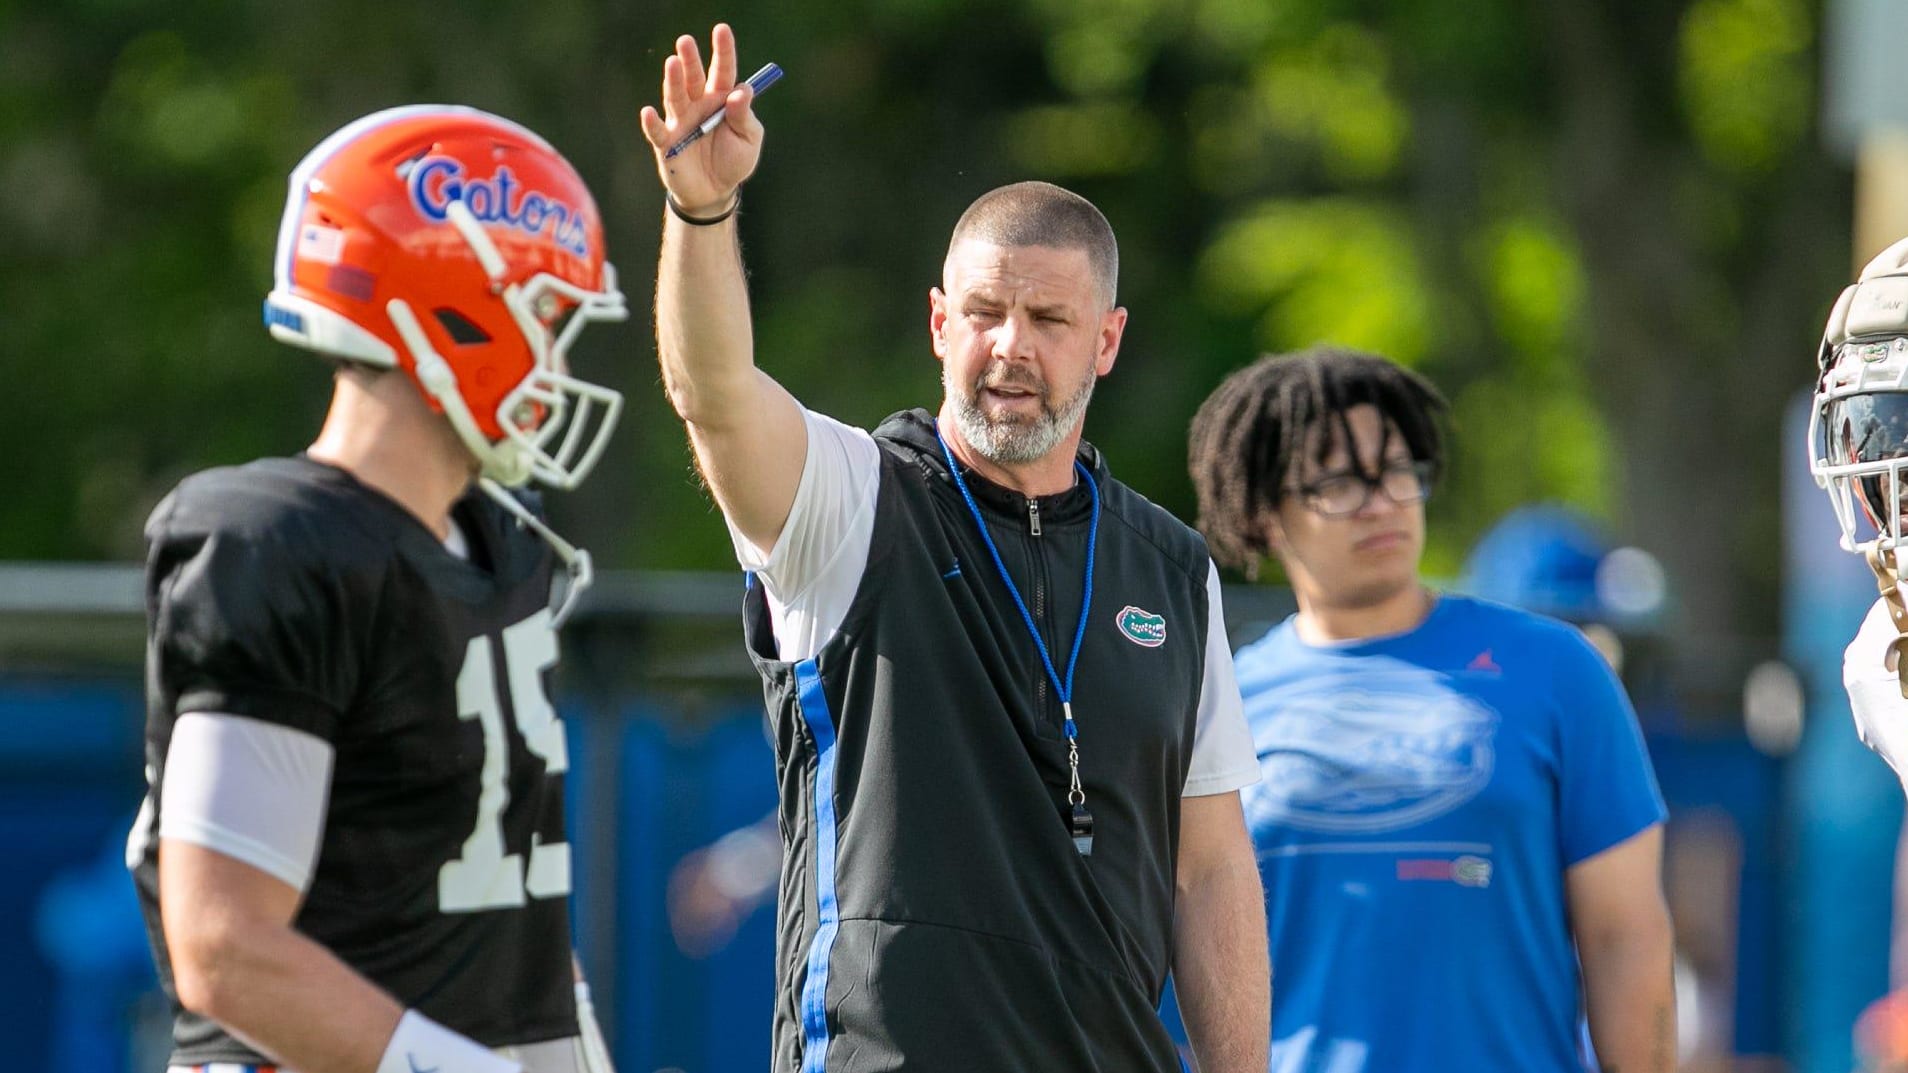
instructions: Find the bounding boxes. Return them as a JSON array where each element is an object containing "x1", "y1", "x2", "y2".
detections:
[{"x1": 1811, "y1": 236, "x2": 1908, "y2": 554}]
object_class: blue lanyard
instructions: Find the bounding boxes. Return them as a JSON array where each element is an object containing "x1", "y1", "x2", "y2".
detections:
[
  {"x1": 936, "y1": 428, "x2": 1103, "y2": 855},
  {"x1": 935, "y1": 429, "x2": 1100, "y2": 747}
]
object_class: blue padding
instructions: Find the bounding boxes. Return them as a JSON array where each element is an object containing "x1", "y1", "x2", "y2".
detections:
[
  {"x1": 561, "y1": 700, "x2": 614, "y2": 992},
  {"x1": 1647, "y1": 735, "x2": 1787, "y2": 1057},
  {"x1": 5, "y1": 791, "x2": 151, "y2": 1073},
  {"x1": 613, "y1": 711, "x2": 671, "y2": 1072},
  {"x1": 694, "y1": 712, "x2": 777, "y2": 1072},
  {"x1": 623, "y1": 706, "x2": 780, "y2": 1071},
  {"x1": 0, "y1": 679, "x2": 142, "y2": 769}
]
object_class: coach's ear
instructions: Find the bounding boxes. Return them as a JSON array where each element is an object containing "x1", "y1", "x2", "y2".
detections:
[{"x1": 927, "y1": 284, "x2": 950, "y2": 358}]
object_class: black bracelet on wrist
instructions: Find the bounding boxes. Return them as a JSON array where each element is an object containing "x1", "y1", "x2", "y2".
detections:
[{"x1": 666, "y1": 192, "x2": 740, "y2": 226}]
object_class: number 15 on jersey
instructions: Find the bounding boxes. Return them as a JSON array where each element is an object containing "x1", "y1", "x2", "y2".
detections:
[{"x1": 439, "y1": 609, "x2": 572, "y2": 913}]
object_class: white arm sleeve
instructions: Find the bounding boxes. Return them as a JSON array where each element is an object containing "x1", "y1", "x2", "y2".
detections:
[
  {"x1": 159, "y1": 712, "x2": 334, "y2": 891},
  {"x1": 1845, "y1": 594, "x2": 1908, "y2": 796},
  {"x1": 378, "y1": 1010, "x2": 520, "y2": 1073},
  {"x1": 1183, "y1": 560, "x2": 1262, "y2": 797},
  {"x1": 726, "y1": 407, "x2": 882, "y2": 662}
]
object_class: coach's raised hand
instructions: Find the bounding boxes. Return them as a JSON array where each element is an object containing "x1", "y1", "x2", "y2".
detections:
[
  {"x1": 641, "y1": 24, "x2": 762, "y2": 216},
  {"x1": 647, "y1": 23, "x2": 809, "y2": 556}
]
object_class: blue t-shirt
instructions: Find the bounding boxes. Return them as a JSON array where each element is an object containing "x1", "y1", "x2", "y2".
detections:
[{"x1": 1234, "y1": 594, "x2": 1665, "y2": 1073}]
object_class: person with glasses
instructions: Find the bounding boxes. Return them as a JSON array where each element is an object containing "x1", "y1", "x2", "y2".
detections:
[{"x1": 1186, "y1": 346, "x2": 1675, "y2": 1073}]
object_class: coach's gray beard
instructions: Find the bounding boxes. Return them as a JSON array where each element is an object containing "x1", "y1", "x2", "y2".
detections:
[{"x1": 945, "y1": 363, "x2": 1097, "y2": 466}]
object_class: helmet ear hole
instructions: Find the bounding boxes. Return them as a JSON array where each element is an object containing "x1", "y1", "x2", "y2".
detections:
[{"x1": 433, "y1": 308, "x2": 490, "y2": 345}]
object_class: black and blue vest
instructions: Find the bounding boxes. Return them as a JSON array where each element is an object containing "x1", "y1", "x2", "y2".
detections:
[{"x1": 746, "y1": 409, "x2": 1216, "y2": 1073}]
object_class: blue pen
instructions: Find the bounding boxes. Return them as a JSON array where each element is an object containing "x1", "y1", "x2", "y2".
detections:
[{"x1": 665, "y1": 62, "x2": 783, "y2": 159}]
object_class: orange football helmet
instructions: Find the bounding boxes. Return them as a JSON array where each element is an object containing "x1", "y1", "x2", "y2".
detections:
[{"x1": 264, "y1": 105, "x2": 625, "y2": 490}]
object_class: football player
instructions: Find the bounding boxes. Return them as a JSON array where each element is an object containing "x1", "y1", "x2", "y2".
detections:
[
  {"x1": 124, "y1": 106, "x2": 624, "y2": 1073},
  {"x1": 1812, "y1": 236, "x2": 1908, "y2": 792}
]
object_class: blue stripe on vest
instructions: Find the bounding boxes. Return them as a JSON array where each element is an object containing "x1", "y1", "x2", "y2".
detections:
[{"x1": 795, "y1": 659, "x2": 842, "y2": 1073}]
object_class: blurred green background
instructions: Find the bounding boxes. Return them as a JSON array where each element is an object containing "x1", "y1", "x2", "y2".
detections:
[
  {"x1": 0, "y1": 0, "x2": 1849, "y2": 695},
  {"x1": 7, "y1": 3, "x2": 1903, "y2": 1072}
]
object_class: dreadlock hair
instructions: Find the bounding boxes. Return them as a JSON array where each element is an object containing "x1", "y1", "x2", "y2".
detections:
[{"x1": 1188, "y1": 345, "x2": 1448, "y2": 580}]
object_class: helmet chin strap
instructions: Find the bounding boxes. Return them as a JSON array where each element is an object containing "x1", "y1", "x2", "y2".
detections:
[
  {"x1": 478, "y1": 478, "x2": 595, "y2": 629},
  {"x1": 1862, "y1": 539, "x2": 1908, "y2": 699}
]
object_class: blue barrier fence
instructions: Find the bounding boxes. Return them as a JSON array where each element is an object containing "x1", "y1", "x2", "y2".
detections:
[
  {"x1": 2, "y1": 674, "x2": 785, "y2": 1073},
  {"x1": 2, "y1": 670, "x2": 1802, "y2": 1072}
]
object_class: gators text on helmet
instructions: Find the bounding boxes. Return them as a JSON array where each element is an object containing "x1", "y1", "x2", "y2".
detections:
[{"x1": 264, "y1": 105, "x2": 626, "y2": 491}]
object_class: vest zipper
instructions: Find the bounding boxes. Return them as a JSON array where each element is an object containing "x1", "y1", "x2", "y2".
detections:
[{"x1": 1028, "y1": 497, "x2": 1042, "y2": 537}]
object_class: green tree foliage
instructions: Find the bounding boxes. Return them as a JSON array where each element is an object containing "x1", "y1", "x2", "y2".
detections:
[{"x1": 0, "y1": 0, "x2": 1844, "y2": 684}]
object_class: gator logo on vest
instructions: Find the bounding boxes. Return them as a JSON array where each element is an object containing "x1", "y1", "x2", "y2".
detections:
[{"x1": 1115, "y1": 606, "x2": 1166, "y2": 648}]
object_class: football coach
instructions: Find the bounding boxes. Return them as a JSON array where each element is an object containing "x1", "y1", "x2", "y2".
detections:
[{"x1": 639, "y1": 23, "x2": 1270, "y2": 1073}]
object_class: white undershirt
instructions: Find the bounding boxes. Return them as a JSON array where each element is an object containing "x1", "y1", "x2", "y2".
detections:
[
  {"x1": 726, "y1": 407, "x2": 1259, "y2": 797},
  {"x1": 444, "y1": 516, "x2": 470, "y2": 561},
  {"x1": 160, "y1": 713, "x2": 334, "y2": 892}
]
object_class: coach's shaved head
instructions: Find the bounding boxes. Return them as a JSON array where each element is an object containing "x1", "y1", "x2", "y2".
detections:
[{"x1": 946, "y1": 181, "x2": 1119, "y2": 309}]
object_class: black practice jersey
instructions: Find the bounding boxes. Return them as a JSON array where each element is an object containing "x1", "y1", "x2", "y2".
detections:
[{"x1": 128, "y1": 456, "x2": 577, "y2": 1065}]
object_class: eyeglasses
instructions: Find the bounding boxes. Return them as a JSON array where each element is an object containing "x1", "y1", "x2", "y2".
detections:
[{"x1": 1285, "y1": 460, "x2": 1434, "y2": 517}]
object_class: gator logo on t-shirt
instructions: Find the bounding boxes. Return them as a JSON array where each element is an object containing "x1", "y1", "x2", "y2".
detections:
[
  {"x1": 1115, "y1": 606, "x2": 1166, "y2": 647},
  {"x1": 1244, "y1": 683, "x2": 1501, "y2": 834}
]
